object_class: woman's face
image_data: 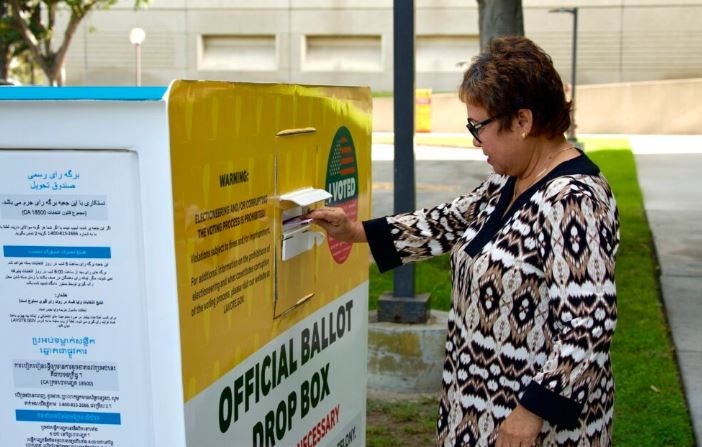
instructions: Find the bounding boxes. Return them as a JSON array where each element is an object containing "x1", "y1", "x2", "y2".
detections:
[{"x1": 466, "y1": 102, "x2": 524, "y2": 176}]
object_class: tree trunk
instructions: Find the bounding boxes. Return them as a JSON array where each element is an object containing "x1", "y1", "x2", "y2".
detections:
[
  {"x1": 0, "y1": 38, "x2": 9, "y2": 82},
  {"x1": 47, "y1": 59, "x2": 65, "y2": 86},
  {"x1": 0, "y1": 0, "x2": 11, "y2": 82},
  {"x1": 477, "y1": 0, "x2": 524, "y2": 50}
]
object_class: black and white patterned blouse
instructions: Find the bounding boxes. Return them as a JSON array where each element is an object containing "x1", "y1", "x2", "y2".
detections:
[{"x1": 363, "y1": 154, "x2": 620, "y2": 447}]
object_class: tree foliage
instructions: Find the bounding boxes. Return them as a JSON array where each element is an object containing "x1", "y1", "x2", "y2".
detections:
[
  {"x1": 0, "y1": 0, "x2": 29, "y2": 82},
  {"x1": 476, "y1": 0, "x2": 524, "y2": 50},
  {"x1": 5, "y1": 0, "x2": 148, "y2": 86}
]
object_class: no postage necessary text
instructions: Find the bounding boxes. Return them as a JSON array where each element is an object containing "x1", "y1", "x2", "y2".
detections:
[{"x1": 218, "y1": 300, "x2": 354, "y2": 446}]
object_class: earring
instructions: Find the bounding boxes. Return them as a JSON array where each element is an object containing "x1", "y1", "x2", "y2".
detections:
[{"x1": 521, "y1": 132, "x2": 526, "y2": 139}]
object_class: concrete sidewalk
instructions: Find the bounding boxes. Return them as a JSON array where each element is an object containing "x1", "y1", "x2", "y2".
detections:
[
  {"x1": 632, "y1": 137, "x2": 702, "y2": 446},
  {"x1": 370, "y1": 134, "x2": 702, "y2": 444}
]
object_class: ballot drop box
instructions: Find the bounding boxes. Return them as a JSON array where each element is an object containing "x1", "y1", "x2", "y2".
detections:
[{"x1": 0, "y1": 81, "x2": 372, "y2": 447}]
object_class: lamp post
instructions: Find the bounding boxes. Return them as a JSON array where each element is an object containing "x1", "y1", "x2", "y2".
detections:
[
  {"x1": 129, "y1": 27, "x2": 146, "y2": 86},
  {"x1": 549, "y1": 7, "x2": 578, "y2": 142}
]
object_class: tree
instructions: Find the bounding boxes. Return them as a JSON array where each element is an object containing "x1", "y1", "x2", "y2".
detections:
[
  {"x1": 6, "y1": 0, "x2": 148, "y2": 86},
  {"x1": 0, "y1": 0, "x2": 26, "y2": 82},
  {"x1": 0, "y1": 2, "x2": 13, "y2": 82},
  {"x1": 476, "y1": 0, "x2": 524, "y2": 50}
]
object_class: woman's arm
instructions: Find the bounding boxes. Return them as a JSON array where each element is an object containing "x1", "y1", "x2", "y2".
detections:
[{"x1": 521, "y1": 187, "x2": 619, "y2": 428}]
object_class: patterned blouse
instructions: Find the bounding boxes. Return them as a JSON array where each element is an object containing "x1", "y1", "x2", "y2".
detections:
[{"x1": 363, "y1": 154, "x2": 620, "y2": 447}]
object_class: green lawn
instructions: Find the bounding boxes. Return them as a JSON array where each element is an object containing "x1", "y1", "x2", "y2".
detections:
[{"x1": 367, "y1": 139, "x2": 695, "y2": 446}]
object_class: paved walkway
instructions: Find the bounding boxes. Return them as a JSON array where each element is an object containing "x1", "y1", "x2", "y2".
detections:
[
  {"x1": 631, "y1": 136, "x2": 702, "y2": 446},
  {"x1": 371, "y1": 134, "x2": 702, "y2": 445}
]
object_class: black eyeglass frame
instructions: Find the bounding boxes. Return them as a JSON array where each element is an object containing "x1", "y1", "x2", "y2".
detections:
[{"x1": 466, "y1": 115, "x2": 500, "y2": 143}]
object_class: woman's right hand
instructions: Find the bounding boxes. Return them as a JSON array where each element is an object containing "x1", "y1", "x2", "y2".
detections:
[{"x1": 305, "y1": 206, "x2": 367, "y2": 243}]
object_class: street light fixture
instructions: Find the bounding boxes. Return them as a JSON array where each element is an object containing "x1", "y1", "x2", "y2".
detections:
[
  {"x1": 129, "y1": 27, "x2": 146, "y2": 86},
  {"x1": 549, "y1": 7, "x2": 578, "y2": 142}
]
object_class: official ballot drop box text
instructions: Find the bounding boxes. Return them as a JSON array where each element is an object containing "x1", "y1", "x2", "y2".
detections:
[{"x1": 0, "y1": 81, "x2": 372, "y2": 447}]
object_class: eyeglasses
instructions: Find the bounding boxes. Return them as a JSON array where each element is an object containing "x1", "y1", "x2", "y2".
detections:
[{"x1": 466, "y1": 115, "x2": 499, "y2": 143}]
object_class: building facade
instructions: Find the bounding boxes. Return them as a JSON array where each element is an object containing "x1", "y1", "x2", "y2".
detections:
[{"x1": 63, "y1": 0, "x2": 702, "y2": 91}]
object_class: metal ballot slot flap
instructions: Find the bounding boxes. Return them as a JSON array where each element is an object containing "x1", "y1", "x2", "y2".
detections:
[
  {"x1": 280, "y1": 188, "x2": 332, "y2": 207},
  {"x1": 280, "y1": 225, "x2": 325, "y2": 262},
  {"x1": 279, "y1": 188, "x2": 330, "y2": 261}
]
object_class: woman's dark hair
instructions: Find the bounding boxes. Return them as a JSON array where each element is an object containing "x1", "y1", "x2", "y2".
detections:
[{"x1": 459, "y1": 35, "x2": 571, "y2": 139}]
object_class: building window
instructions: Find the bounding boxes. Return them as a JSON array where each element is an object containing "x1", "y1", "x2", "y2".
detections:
[
  {"x1": 417, "y1": 35, "x2": 479, "y2": 72},
  {"x1": 302, "y1": 35, "x2": 382, "y2": 71},
  {"x1": 198, "y1": 35, "x2": 277, "y2": 71}
]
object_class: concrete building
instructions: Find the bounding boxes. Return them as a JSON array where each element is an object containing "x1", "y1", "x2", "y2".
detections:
[{"x1": 64, "y1": 0, "x2": 702, "y2": 92}]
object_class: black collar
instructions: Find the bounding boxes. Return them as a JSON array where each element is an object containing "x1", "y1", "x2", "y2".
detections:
[{"x1": 463, "y1": 153, "x2": 600, "y2": 257}]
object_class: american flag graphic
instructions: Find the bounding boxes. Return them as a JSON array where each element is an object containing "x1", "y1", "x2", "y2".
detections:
[{"x1": 328, "y1": 136, "x2": 357, "y2": 177}]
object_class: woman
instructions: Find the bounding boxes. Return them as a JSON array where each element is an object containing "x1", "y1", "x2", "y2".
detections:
[{"x1": 309, "y1": 36, "x2": 619, "y2": 447}]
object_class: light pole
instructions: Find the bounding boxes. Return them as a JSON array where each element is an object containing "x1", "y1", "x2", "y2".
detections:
[
  {"x1": 549, "y1": 7, "x2": 578, "y2": 142},
  {"x1": 129, "y1": 27, "x2": 146, "y2": 86}
]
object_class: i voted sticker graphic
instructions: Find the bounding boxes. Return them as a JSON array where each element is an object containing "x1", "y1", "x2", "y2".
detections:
[{"x1": 325, "y1": 126, "x2": 358, "y2": 264}]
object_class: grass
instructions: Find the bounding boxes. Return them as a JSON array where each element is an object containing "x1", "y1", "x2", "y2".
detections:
[
  {"x1": 366, "y1": 395, "x2": 438, "y2": 447},
  {"x1": 365, "y1": 139, "x2": 695, "y2": 446}
]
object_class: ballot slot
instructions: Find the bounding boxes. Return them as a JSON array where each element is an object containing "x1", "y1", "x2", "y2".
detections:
[
  {"x1": 280, "y1": 189, "x2": 330, "y2": 261},
  {"x1": 273, "y1": 128, "x2": 329, "y2": 319}
]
